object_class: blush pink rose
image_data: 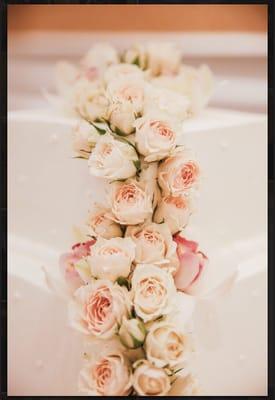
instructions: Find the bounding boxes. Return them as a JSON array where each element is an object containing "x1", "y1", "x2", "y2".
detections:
[
  {"x1": 158, "y1": 148, "x2": 200, "y2": 196},
  {"x1": 70, "y1": 280, "x2": 131, "y2": 338},
  {"x1": 173, "y1": 234, "x2": 208, "y2": 295},
  {"x1": 84, "y1": 66, "x2": 99, "y2": 81},
  {"x1": 78, "y1": 351, "x2": 132, "y2": 396},
  {"x1": 59, "y1": 240, "x2": 96, "y2": 292}
]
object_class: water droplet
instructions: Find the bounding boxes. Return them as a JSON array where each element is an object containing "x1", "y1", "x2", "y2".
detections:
[{"x1": 49, "y1": 134, "x2": 58, "y2": 144}]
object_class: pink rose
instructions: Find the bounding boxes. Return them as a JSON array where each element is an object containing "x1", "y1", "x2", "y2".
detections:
[
  {"x1": 108, "y1": 180, "x2": 152, "y2": 225},
  {"x1": 83, "y1": 66, "x2": 99, "y2": 81},
  {"x1": 173, "y1": 234, "x2": 208, "y2": 295},
  {"x1": 153, "y1": 195, "x2": 191, "y2": 234},
  {"x1": 70, "y1": 280, "x2": 131, "y2": 338},
  {"x1": 134, "y1": 118, "x2": 177, "y2": 162},
  {"x1": 158, "y1": 147, "x2": 200, "y2": 196},
  {"x1": 59, "y1": 240, "x2": 95, "y2": 292},
  {"x1": 79, "y1": 351, "x2": 132, "y2": 395}
]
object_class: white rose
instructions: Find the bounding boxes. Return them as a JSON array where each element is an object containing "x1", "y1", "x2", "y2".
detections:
[
  {"x1": 134, "y1": 117, "x2": 177, "y2": 162},
  {"x1": 152, "y1": 64, "x2": 214, "y2": 115},
  {"x1": 108, "y1": 101, "x2": 136, "y2": 135},
  {"x1": 107, "y1": 77, "x2": 144, "y2": 114},
  {"x1": 145, "y1": 321, "x2": 192, "y2": 368},
  {"x1": 73, "y1": 78, "x2": 109, "y2": 122},
  {"x1": 169, "y1": 374, "x2": 199, "y2": 396},
  {"x1": 138, "y1": 161, "x2": 161, "y2": 210},
  {"x1": 146, "y1": 41, "x2": 182, "y2": 76},
  {"x1": 126, "y1": 222, "x2": 178, "y2": 273},
  {"x1": 107, "y1": 179, "x2": 153, "y2": 225},
  {"x1": 144, "y1": 85, "x2": 190, "y2": 122},
  {"x1": 124, "y1": 42, "x2": 181, "y2": 77},
  {"x1": 154, "y1": 195, "x2": 191, "y2": 235},
  {"x1": 104, "y1": 63, "x2": 144, "y2": 84},
  {"x1": 158, "y1": 147, "x2": 200, "y2": 196},
  {"x1": 88, "y1": 133, "x2": 138, "y2": 180},
  {"x1": 88, "y1": 237, "x2": 135, "y2": 281},
  {"x1": 123, "y1": 43, "x2": 148, "y2": 70},
  {"x1": 133, "y1": 360, "x2": 171, "y2": 396},
  {"x1": 119, "y1": 316, "x2": 146, "y2": 349},
  {"x1": 69, "y1": 279, "x2": 131, "y2": 338},
  {"x1": 78, "y1": 350, "x2": 132, "y2": 396},
  {"x1": 80, "y1": 42, "x2": 119, "y2": 72},
  {"x1": 72, "y1": 119, "x2": 99, "y2": 158},
  {"x1": 177, "y1": 64, "x2": 214, "y2": 114},
  {"x1": 131, "y1": 264, "x2": 176, "y2": 322},
  {"x1": 87, "y1": 204, "x2": 122, "y2": 239}
]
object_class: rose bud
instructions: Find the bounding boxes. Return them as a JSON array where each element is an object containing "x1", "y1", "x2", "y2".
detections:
[
  {"x1": 88, "y1": 133, "x2": 139, "y2": 180},
  {"x1": 72, "y1": 119, "x2": 99, "y2": 158},
  {"x1": 173, "y1": 234, "x2": 208, "y2": 295},
  {"x1": 119, "y1": 316, "x2": 146, "y2": 349},
  {"x1": 132, "y1": 360, "x2": 171, "y2": 396},
  {"x1": 108, "y1": 101, "x2": 137, "y2": 135}
]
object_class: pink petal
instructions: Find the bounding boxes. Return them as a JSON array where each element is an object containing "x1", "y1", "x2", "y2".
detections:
[
  {"x1": 173, "y1": 234, "x2": 199, "y2": 254},
  {"x1": 72, "y1": 240, "x2": 96, "y2": 258},
  {"x1": 174, "y1": 252, "x2": 201, "y2": 291}
]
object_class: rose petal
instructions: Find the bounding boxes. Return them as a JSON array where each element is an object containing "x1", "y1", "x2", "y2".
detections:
[{"x1": 174, "y1": 252, "x2": 201, "y2": 291}]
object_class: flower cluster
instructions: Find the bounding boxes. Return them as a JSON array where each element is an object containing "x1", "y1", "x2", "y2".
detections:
[{"x1": 57, "y1": 42, "x2": 213, "y2": 396}]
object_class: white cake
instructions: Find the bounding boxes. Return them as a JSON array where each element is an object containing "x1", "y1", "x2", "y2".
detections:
[{"x1": 8, "y1": 107, "x2": 267, "y2": 395}]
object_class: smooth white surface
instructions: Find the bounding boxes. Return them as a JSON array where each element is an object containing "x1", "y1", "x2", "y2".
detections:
[{"x1": 8, "y1": 107, "x2": 267, "y2": 395}]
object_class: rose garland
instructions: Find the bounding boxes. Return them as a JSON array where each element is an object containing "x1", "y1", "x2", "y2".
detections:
[{"x1": 55, "y1": 42, "x2": 214, "y2": 396}]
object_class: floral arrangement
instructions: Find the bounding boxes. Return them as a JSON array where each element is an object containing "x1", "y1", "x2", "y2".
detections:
[{"x1": 49, "y1": 42, "x2": 217, "y2": 396}]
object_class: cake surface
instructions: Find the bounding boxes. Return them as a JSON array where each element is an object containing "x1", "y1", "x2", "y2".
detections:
[{"x1": 8, "y1": 107, "x2": 267, "y2": 395}]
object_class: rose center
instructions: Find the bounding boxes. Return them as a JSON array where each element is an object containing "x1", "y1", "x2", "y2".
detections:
[{"x1": 164, "y1": 195, "x2": 187, "y2": 209}]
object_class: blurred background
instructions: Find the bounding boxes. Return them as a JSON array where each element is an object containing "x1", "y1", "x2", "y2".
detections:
[{"x1": 8, "y1": 4, "x2": 267, "y2": 113}]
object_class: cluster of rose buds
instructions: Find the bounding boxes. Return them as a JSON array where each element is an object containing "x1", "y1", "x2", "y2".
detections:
[{"x1": 56, "y1": 41, "x2": 213, "y2": 396}]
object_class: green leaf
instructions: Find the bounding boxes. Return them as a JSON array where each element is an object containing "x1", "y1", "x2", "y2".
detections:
[
  {"x1": 116, "y1": 276, "x2": 131, "y2": 290},
  {"x1": 72, "y1": 155, "x2": 88, "y2": 160},
  {"x1": 132, "y1": 56, "x2": 140, "y2": 67},
  {"x1": 133, "y1": 159, "x2": 141, "y2": 172},
  {"x1": 172, "y1": 367, "x2": 184, "y2": 376},
  {"x1": 90, "y1": 122, "x2": 107, "y2": 135},
  {"x1": 129, "y1": 333, "x2": 144, "y2": 348},
  {"x1": 114, "y1": 126, "x2": 127, "y2": 136},
  {"x1": 138, "y1": 320, "x2": 147, "y2": 336},
  {"x1": 131, "y1": 307, "x2": 137, "y2": 318}
]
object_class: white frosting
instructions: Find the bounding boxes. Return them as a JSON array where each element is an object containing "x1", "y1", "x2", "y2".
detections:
[{"x1": 8, "y1": 107, "x2": 267, "y2": 395}]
